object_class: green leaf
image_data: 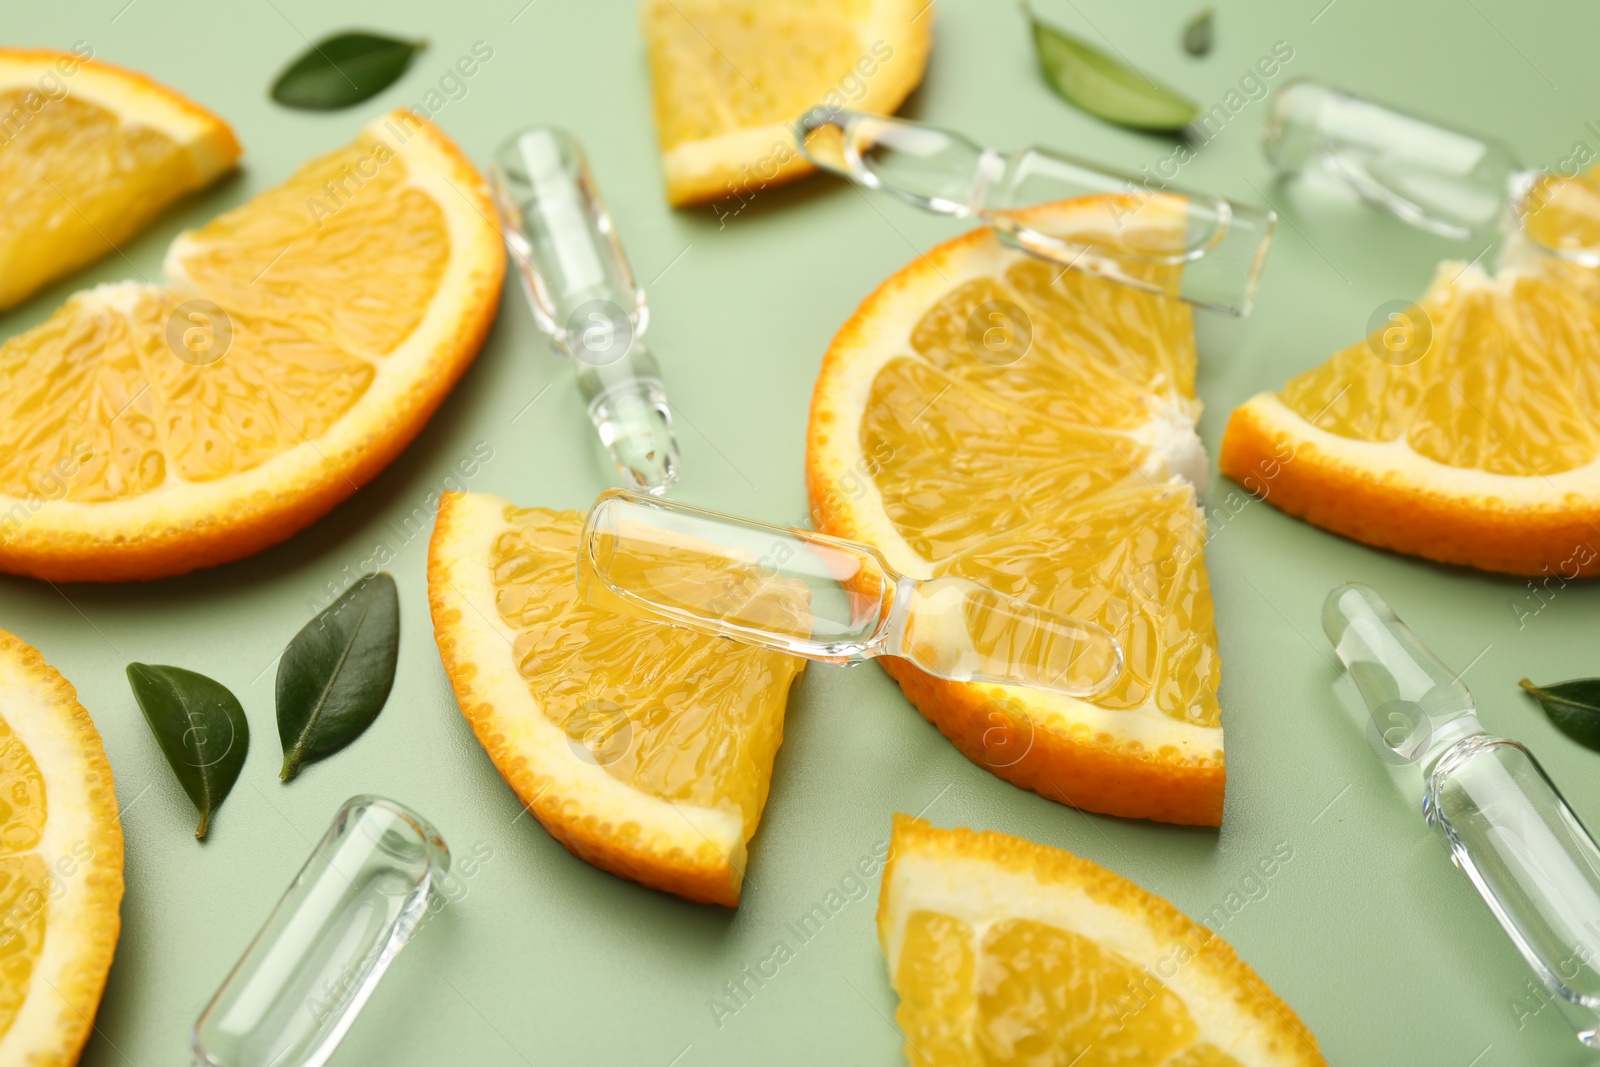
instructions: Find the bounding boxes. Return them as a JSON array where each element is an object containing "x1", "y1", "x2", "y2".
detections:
[
  {"x1": 270, "y1": 31, "x2": 425, "y2": 111},
  {"x1": 1183, "y1": 8, "x2": 1214, "y2": 57},
  {"x1": 1520, "y1": 677, "x2": 1600, "y2": 752},
  {"x1": 1028, "y1": 12, "x2": 1200, "y2": 133},
  {"x1": 277, "y1": 573, "x2": 400, "y2": 781},
  {"x1": 126, "y1": 664, "x2": 249, "y2": 840}
]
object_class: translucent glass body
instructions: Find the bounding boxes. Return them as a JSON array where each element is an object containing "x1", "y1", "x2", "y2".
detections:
[
  {"x1": 191, "y1": 796, "x2": 450, "y2": 1067},
  {"x1": 796, "y1": 108, "x2": 1275, "y2": 316},
  {"x1": 490, "y1": 127, "x2": 678, "y2": 494},
  {"x1": 1263, "y1": 78, "x2": 1600, "y2": 269},
  {"x1": 1263, "y1": 79, "x2": 1520, "y2": 240},
  {"x1": 577, "y1": 489, "x2": 1123, "y2": 697}
]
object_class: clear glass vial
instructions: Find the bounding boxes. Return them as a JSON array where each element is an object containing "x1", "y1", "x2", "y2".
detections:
[
  {"x1": 1263, "y1": 78, "x2": 1600, "y2": 269},
  {"x1": 191, "y1": 795, "x2": 450, "y2": 1067},
  {"x1": 1324, "y1": 583, "x2": 1600, "y2": 1046},
  {"x1": 491, "y1": 127, "x2": 680, "y2": 494},
  {"x1": 578, "y1": 488, "x2": 1124, "y2": 696},
  {"x1": 797, "y1": 108, "x2": 1277, "y2": 316}
]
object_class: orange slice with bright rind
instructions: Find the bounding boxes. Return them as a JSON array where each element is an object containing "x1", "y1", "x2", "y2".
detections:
[
  {"x1": 0, "y1": 110, "x2": 504, "y2": 581},
  {"x1": 0, "y1": 629, "x2": 123, "y2": 1063},
  {"x1": 806, "y1": 200, "x2": 1225, "y2": 825},
  {"x1": 0, "y1": 47, "x2": 239, "y2": 310},
  {"x1": 640, "y1": 0, "x2": 931, "y2": 206},
  {"x1": 879, "y1": 816, "x2": 1324, "y2": 1066},
  {"x1": 427, "y1": 491, "x2": 805, "y2": 906},
  {"x1": 1220, "y1": 258, "x2": 1600, "y2": 577}
]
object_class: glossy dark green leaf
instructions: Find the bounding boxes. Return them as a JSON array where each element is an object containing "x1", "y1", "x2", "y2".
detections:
[
  {"x1": 277, "y1": 573, "x2": 399, "y2": 781},
  {"x1": 1521, "y1": 677, "x2": 1600, "y2": 752},
  {"x1": 270, "y1": 31, "x2": 425, "y2": 111},
  {"x1": 1028, "y1": 12, "x2": 1199, "y2": 132},
  {"x1": 126, "y1": 663, "x2": 249, "y2": 840},
  {"x1": 1183, "y1": 8, "x2": 1214, "y2": 57}
]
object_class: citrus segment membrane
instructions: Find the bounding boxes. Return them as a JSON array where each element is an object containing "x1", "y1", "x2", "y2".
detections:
[
  {"x1": 1276, "y1": 272, "x2": 1600, "y2": 477},
  {"x1": 0, "y1": 286, "x2": 375, "y2": 502},
  {"x1": 646, "y1": 3, "x2": 866, "y2": 151},
  {"x1": 0, "y1": 94, "x2": 195, "y2": 307}
]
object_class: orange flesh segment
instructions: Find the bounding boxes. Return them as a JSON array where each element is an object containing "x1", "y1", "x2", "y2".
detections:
[
  {"x1": 645, "y1": 3, "x2": 866, "y2": 151},
  {"x1": 173, "y1": 135, "x2": 448, "y2": 357},
  {"x1": 860, "y1": 260, "x2": 1220, "y2": 728},
  {"x1": 0, "y1": 855, "x2": 50, "y2": 1036},
  {"x1": 0, "y1": 713, "x2": 48, "y2": 1038},
  {"x1": 1278, "y1": 272, "x2": 1600, "y2": 477},
  {"x1": 489, "y1": 506, "x2": 803, "y2": 826},
  {"x1": 0, "y1": 92, "x2": 196, "y2": 308},
  {"x1": 0, "y1": 289, "x2": 374, "y2": 500},
  {"x1": 896, "y1": 910, "x2": 1248, "y2": 1066}
]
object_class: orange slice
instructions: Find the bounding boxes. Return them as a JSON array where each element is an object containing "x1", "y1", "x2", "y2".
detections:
[
  {"x1": 1221, "y1": 256, "x2": 1600, "y2": 577},
  {"x1": 640, "y1": 0, "x2": 931, "y2": 206},
  {"x1": 806, "y1": 201, "x2": 1224, "y2": 825},
  {"x1": 0, "y1": 629, "x2": 123, "y2": 1063},
  {"x1": 0, "y1": 47, "x2": 239, "y2": 309},
  {"x1": 427, "y1": 492, "x2": 805, "y2": 906},
  {"x1": 0, "y1": 110, "x2": 503, "y2": 581},
  {"x1": 879, "y1": 815, "x2": 1324, "y2": 1066}
]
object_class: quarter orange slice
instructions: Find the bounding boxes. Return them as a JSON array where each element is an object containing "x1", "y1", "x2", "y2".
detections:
[
  {"x1": 0, "y1": 629, "x2": 123, "y2": 1064},
  {"x1": 1220, "y1": 256, "x2": 1600, "y2": 577},
  {"x1": 879, "y1": 815, "x2": 1324, "y2": 1066},
  {"x1": 806, "y1": 201, "x2": 1224, "y2": 825},
  {"x1": 427, "y1": 492, "x2": 805, "y2": 906},
  {"x1": 0, "y1": 110, "x2": 503, "y2": 581},
  {"x1": 640, "y1": 0, "x2": 931, "y2": 206},
  {"x1": 0, "y1": 48, "x2": 239, "y2": 310}
]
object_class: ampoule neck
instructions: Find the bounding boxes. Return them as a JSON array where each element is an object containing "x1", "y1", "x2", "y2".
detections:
[{"x1": 1416, "y1": 713, "x2": 1490, "y2": 777}]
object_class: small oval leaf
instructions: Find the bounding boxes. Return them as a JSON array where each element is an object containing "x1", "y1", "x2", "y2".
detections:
[
  {"x1": 277, "y1": 573, "x2": 400, "y2": 781},
  {"x1": 1028, "y1": 14, "x2": 1200, "y2": 133},
  {"x1": 1183, "y1": 8, "x2": 1214, "y2": 58},
  {"x1": 271, "y1": 31, "x2": 425, "y2": 111},
  {"x1": 1520, "y1": 677, "x2": 1600, "y2": 752},
  {"x1": 126, "y1": 663, "x2": 249, "y2": 840}
]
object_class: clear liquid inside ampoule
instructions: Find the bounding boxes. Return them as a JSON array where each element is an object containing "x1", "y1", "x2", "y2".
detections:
[
  {"x1": 192, "y1": 798, "x2": 448, "y2": 1067},
  {"x1": 890, "y1": 576, "x2": 1122, "y2": 696},
  {"x1": 577, "y1": 492, "x2": 1121, "y2": 696},
  {"x1": 587, "y1": 379, "x2": 679, "y2": 496},
  {"x1": 1265, "y1": 83, "x2": 1518, "y2": 239},
  {"x1": 1426, "y1": 738, "x2": 1600, "y2": 1046}
]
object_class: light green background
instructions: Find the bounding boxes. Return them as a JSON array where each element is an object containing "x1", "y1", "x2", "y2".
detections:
[{"x1": 6, "y1": 0, "x2": 1600, "y2": 1063}]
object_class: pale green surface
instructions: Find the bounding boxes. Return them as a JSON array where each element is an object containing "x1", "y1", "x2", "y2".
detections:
[{"x1": 5, "y1": 0, "x2": 1600, "y2": 1064}]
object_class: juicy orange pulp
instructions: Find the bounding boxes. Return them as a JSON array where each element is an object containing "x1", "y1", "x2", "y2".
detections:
[
  {"x1": 0, "y1": 131, "x2": 451, "y2": 505},
  {"x1": 646, "y1": 4, "x2": 867, "y2": 154},
  {"x1": 860, "y1": 257, "x2": 1219, "y2": 728},
  {"x1": 172, "y1": 136, "x2": 449, "y2": 357},
  {"x1": 1275, "y1": 270, "x2": 1600, "y2": 477},
  {"x1": 490, "y1": 506, "x2": 804, "y2": 827},
  {"x1": 0, "y1": 91, "x2": 208, "y2": 308},
  {"x1": 0, "y1": 713, "x2": 47, "y2": 1033},
  {"x1": 897, "y1": 910, "x2": 1246, "y2": 1066},
  {"x1": 0, "y1": 287, "x2": 373, "y2": 500}
]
